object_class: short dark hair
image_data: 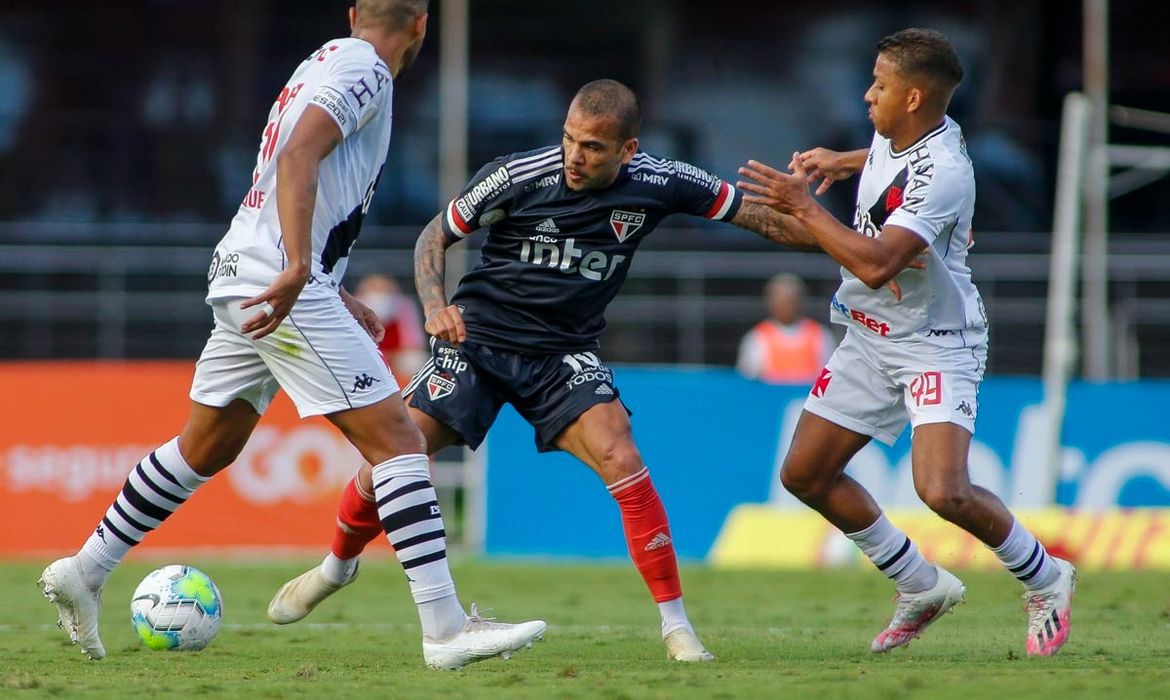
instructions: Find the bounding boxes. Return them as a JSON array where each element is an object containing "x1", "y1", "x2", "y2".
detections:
[
  {"x1": 355, "y1": 0, "x2": 428, "y2": 31},
  {"x1": 571, "y1": 79, "x2": 641, "y2": 141},
  {"x1": 877, "y1": 28, "x2": 963, "y2": 94}
]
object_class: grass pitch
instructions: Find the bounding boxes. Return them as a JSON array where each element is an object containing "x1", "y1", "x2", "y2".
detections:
[{"x1": 2, "y1": 558, "x2": 1168, "y2": 699}]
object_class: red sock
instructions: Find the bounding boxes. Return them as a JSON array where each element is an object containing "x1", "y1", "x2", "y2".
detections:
[
  {"x1": 331, "y1": 476, "x2": 385, "y2": 559},
  {"x1": 609, "y1": 468, "x2": 682, "y2": 603}
]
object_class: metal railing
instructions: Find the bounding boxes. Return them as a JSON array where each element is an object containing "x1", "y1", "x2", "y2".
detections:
[{"x1": 2, "y1": 235, "x2": 1169, "y2": 376}]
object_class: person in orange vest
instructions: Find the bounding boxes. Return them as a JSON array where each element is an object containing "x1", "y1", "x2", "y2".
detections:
[{"x1": 736, "y1": 273, "x2": 836, "y2": 384}]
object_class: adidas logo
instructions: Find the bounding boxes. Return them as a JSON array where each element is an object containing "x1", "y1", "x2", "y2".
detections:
[
  {"x1": 535, "y1": 218, "x2": 560, "y2": 233},
  {"x1": 594, "y1": 383, "x2": 614, "y2": 396},
  {"x1": 644, "y1": 531, "x2": 672, "y2": 551}
]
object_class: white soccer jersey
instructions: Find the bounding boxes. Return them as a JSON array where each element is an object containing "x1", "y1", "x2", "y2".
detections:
[
  {"x1": 830, "y1": 116, "x2": 986, "y2": 339},
  {"x1": 207, "y1": 38, "x2": 394, "y2": 302}
]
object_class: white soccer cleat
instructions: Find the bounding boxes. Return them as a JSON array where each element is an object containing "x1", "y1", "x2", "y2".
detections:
[
  {"x1": 664, "y1": 626, "x2": 715, "y2": 662},
  {"x1": 267, "y1": 562, "x2": 359, "y2": 624},
  {"x1": 1025, "y1": 557, "x2": 1076, "y2": 656},
  {"x1": 38, "y1": 557, "x2": 106, "y2": 660},
  {"x1": 871, "y1": 565, "x2": 965, "y2": 653},
  {"x1": 422, "y1": 604, "x2": 546, "y2": 671}
]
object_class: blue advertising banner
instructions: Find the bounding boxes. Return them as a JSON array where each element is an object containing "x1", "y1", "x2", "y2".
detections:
[{"x1": 483, "y1": 368, "x2": 1170, "y2": 559}]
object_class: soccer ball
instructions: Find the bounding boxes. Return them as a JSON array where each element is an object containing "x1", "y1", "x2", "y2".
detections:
[{"x1": 130, "y1": 564, "x2": 223, "y2": 651}]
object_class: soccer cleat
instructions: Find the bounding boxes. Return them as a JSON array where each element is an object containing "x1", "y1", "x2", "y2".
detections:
[
  {"x1": 1025, "y1": 557, "x2": 1076, "y2": 656},
  {"x1": 422, "y1": 604, "x2": 546, "y2": 671},
  {"x1": 871, "y1": 565, "x2": 965, "y2": 653},
  {"x1": 267, "y1": 562, "x2": 359, "y2": 624},
  {"x1": 38, "y1": 557, "x2": 106, "y2": 660},
  {"x1": 664, "y1": 626, "x2": 715, "y2": 662}
]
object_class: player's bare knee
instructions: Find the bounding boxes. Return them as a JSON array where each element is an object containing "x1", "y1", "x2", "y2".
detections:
[
  {"x1": 919, "y1": 483, "x2": 975, "y2": 519},
  {"x1": 598, "y1": 443, "x2": 644, "y2": 482},
  {"x1": 780, "y1": 465, "x2": 831, "y2": 503}
]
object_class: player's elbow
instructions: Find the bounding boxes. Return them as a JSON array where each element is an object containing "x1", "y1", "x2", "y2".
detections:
[{"x1": 858, "y1": 263, "x2": 897, "y2": 290}]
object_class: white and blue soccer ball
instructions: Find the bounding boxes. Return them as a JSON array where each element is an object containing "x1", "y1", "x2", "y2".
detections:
[{"x1": 130, "y1": 564, "x2": 223, "y2": 651}]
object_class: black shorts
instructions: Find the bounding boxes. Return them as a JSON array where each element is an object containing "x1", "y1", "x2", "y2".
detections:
[{"x1": 402, "y1": 340, "x2": 628, "y2": 452}]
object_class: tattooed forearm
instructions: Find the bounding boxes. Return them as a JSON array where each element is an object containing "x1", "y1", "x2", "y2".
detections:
[
  {"x1": 731, "y1": 201, "x2": 821, "y2": 251},
  {"x1": 414, "y1": 214, "x2": 455, "y2": 316}
]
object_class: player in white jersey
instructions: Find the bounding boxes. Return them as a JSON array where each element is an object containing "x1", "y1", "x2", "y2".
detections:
[
  {"x1": 739, "y1": 28, "x2": 1075, "y2": 656},
  {"x1": 38, "y1": 0, "x2": 545, "y2": 669}
]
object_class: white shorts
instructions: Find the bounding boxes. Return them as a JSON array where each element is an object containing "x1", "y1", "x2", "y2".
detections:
[
  {"x1": 190, "y1": 295, "x2": 398, "y2": 418},
  {"x1": 803, "y1": 327, "x2": 987, "y2": 445}
]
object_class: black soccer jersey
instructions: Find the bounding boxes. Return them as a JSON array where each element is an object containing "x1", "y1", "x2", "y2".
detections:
[{"x1": 440, "y1": 146, "x2": 742, "y2": 353}]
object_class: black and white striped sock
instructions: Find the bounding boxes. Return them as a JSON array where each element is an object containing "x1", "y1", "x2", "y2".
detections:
[
  {"x1": 373, "y1": 454, "x2": 464, "y2": 641},
  {"x1": 991, "y1": 519, "x2": 1059, "y2": 590},
  {"x1": 80, "y1": 437, "x2": 208, "y2": 579},
  {"x1": 846, "y1": 513, "x2": 938, "y2": 593}
]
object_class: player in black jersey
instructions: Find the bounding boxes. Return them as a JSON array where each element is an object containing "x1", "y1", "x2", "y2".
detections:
[{"x1": 269, "y1": 79, "x2": 815, "y2": 661}]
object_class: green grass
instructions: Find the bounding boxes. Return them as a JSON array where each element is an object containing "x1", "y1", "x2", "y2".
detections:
[{"x1": 2, "y1": 558, "x2": 1168, "y2": 699}]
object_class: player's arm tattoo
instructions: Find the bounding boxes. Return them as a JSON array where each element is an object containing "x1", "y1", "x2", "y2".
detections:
[
  {"x1": 414, "y1": 213, "x2": 455, "y2": 316},
  {"x1": 731, "y1": 201, "x2": 821, "y2": 251}
]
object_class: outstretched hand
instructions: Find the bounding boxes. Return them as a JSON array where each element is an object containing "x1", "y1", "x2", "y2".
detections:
[
  {"x1": 736, "y1": 153, "x2": 814, "y2": 216},
  {"x1": 799, "y1": 148, "x2": 856, "y2": 195}
]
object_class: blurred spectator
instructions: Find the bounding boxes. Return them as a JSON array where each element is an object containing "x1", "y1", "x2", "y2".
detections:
[
  {"x1": 736, "y1": 273, "x2": 836, "y2": 384},
  {"x1": 354, "y1": 274, "x2": 426, "y2": 384}
]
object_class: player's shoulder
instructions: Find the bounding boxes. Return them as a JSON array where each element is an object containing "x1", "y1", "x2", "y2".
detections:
[
  {"x1": 310, "y1": 38, "x2": 389, "y2": 75},
  {"x1": 923, "y1": 117, "x2": 972, "y2": 175},
  {"x1": 498, "y1": 143, "x2": 561, "y2": 176}
]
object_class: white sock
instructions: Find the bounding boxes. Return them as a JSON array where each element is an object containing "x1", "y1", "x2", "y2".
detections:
[
  {"x1": 991, "y1": 519, "x2": 1059, "y2": 590},
  {"x1": 79, "y1": 437, "x2": 208, "y2": 587},
  {"x1": 320, "y1": 553, "x2": 358, "y2": 586},
  {"x1": 371, "y1": 454, "x2": 465, "y2": 640},
  {"x1": 846, "y1": 513, "x2": 938, "y2": 594},
  {"x1": 658, "y1": 597, "x2": 692, "y2": 637},
  {"x1": 418, "y1": 594, "x2": 468, "y2": 642}
]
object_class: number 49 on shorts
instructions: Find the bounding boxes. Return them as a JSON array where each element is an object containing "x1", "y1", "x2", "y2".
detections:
[{"x1": 910, "y1": 370, "x2": 942, "y2": 407}]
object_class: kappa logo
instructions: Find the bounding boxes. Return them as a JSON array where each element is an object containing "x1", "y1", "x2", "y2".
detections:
[
  {"x1": 956, "y1": 400, "x2": 974, "y2": 418},
  {"x1": 352, "y1": 373, "x2": 381, "y2": 392},
  {"x1": 609, "y1": 209, "x2": 645, "y2": 242},
  {"x1": 95, "y1": 524, "x2": 106, "y2": 542},
  {"x1": 427, "y1": 373, "x2": 456, "y2": 400},
  {"x1": 535, "y1": 218, "x2": 560, "y2": 234},
  {"x1": 811, "y1": 368, "x2": 832, "y2": 398}
]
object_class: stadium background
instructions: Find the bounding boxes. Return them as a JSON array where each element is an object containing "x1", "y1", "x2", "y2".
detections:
[{"x1": 2, "y1": 0, "x2": 1169, "y2": 654}]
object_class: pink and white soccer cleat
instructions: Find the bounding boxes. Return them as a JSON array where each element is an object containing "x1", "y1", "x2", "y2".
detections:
[
  {"x1": 1025, "y1": 557, "x2": 1076, "y2": 656},
  {"x1": 871, "y1": 565, "x2": 965, "y2": 653}
]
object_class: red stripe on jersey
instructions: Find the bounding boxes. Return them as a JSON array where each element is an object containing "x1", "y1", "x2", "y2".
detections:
[
  {"x1": 704, "y1": 182, "x2": 731, "y2": 219},
  {"x1": 448, "y1": 200, "x2": 473, "y2": 234}
]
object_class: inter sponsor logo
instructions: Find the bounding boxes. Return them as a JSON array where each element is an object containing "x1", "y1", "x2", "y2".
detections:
[
  {"x1": 519, "y1": 236, "x2": 627, "y2": 281},
  {"x1": 609, "y1": 210, "x2": 645, "y2": 242}
]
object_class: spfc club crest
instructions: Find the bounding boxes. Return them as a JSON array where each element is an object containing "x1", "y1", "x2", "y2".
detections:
[
  {"x1": 609, "y1": 210, "x2": 645, "y2": 242},
  {"x1": 427, "y1": 373, "x2": 456, "y2": 400}
]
